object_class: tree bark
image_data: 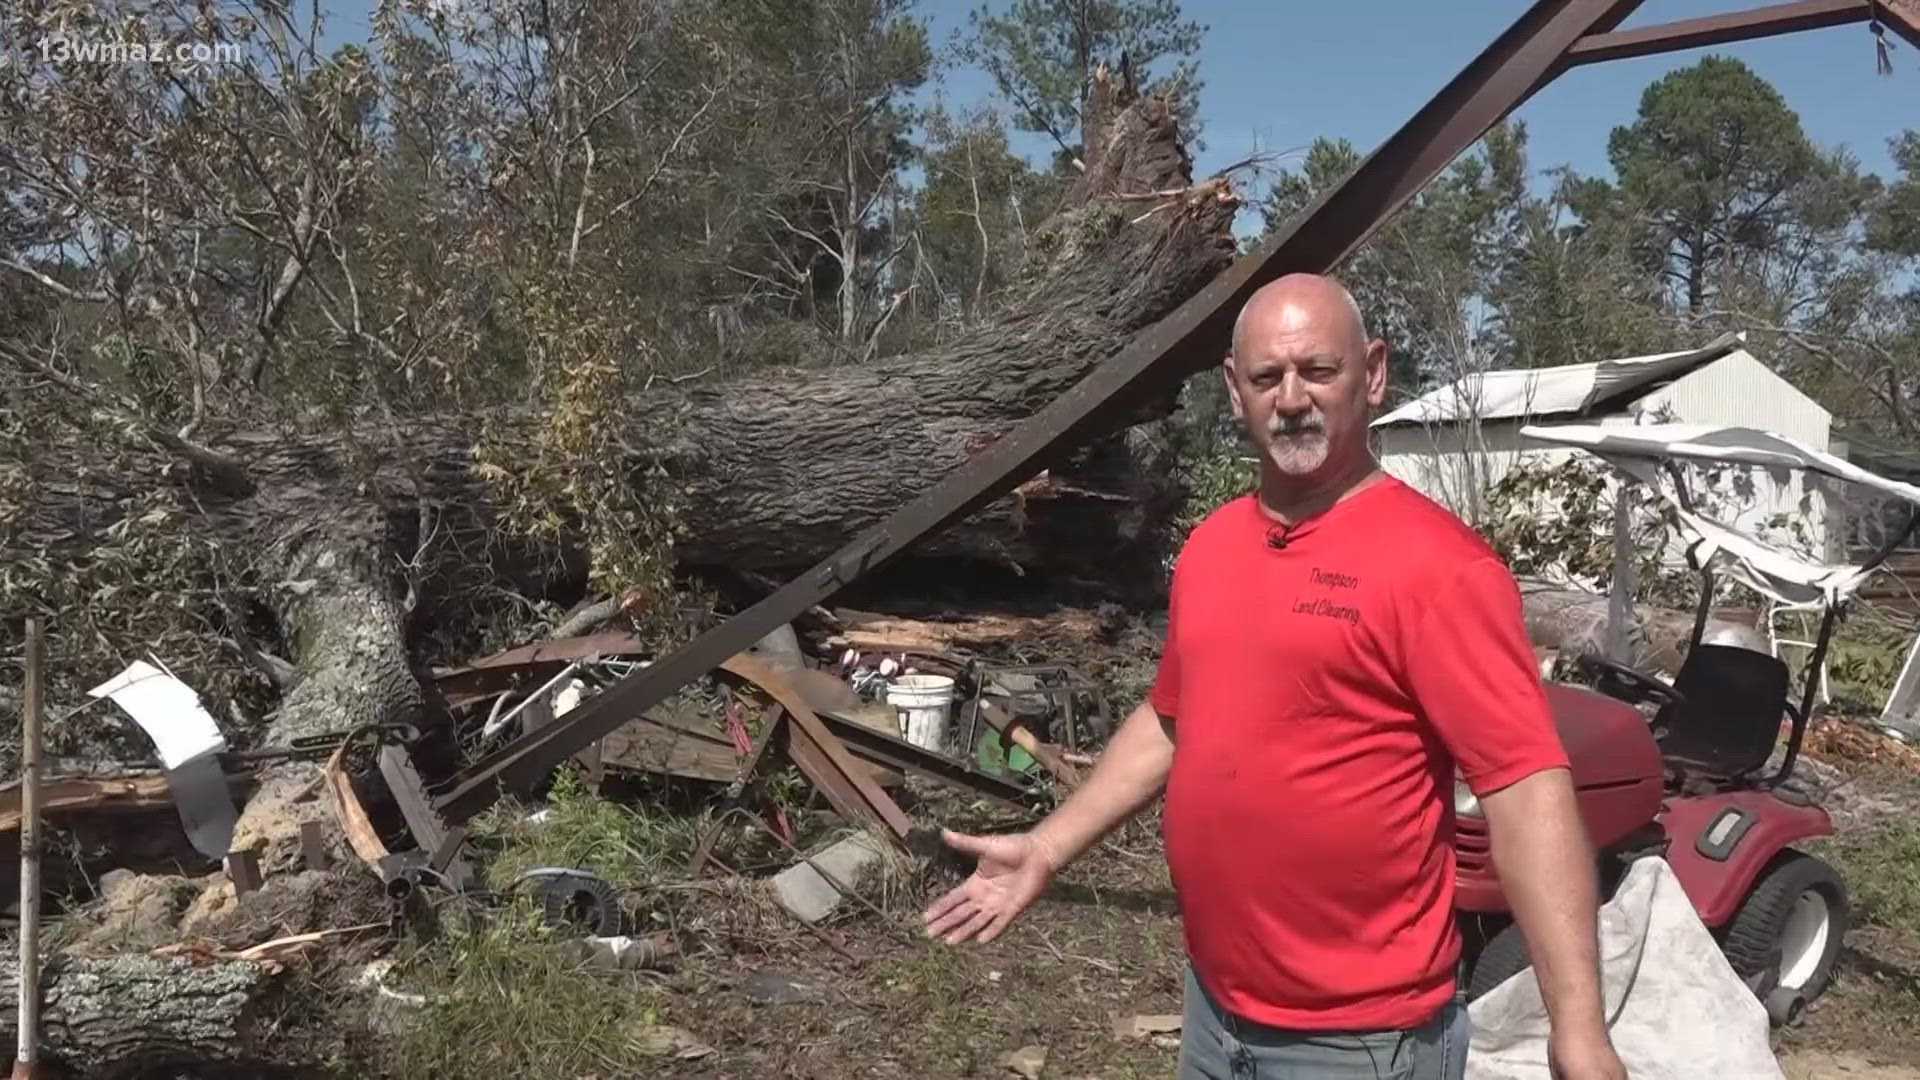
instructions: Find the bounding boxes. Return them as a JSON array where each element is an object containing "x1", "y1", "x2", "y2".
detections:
[
  {"x1": 1519, "y1": 579, "x2": 1757, "y2": 674},
  {"x1": 0, "y1": 951, "x2": 295, "y2": 1078}
]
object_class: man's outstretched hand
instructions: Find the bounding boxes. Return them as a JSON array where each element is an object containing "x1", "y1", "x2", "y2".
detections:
[{"x1": 921, "y1": 828, "x2": 1060, "y2": 944}]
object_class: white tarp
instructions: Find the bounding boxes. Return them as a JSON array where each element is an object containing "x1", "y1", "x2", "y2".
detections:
[
  {"x1": 87, "y1": 658, "x2": 237, "y2": 859},
  {"x1": 1467, "y1": 857, "x2": 1783, "y2": 1080},
  {"x1": 1372, "y1": 334, "x2": 1742, "y2": 428}
]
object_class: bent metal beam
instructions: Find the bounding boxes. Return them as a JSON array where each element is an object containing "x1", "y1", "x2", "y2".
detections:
[{"x1": 1564, "y1": 0, "x2": 1920, "y2": 66}]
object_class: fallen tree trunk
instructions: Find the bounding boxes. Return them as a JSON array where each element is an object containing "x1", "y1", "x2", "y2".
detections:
[
  {"x1": 1519, "y1": 579, "x2": 1761, "y2": 674},
  {"x1": 0, "y1": 952, "x2": 292, "y2": 1078},
  {"x1": 242, "y1": 87, "x2": 1221, "y2": 705},
  {"x1": 0, "y1": 67, "x2": 1237, "y2": 1080},
  {"x1": 4, "y1": 76, "x2": 1237, "y2": 887}
]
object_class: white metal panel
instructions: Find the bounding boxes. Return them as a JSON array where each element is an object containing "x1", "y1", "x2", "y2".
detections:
[
  {"x1": 1633, "y1": 352, "x2": 1830, "y2": 450},
  {"x1": 1633, "y1": 353, "x2": 1833, "y2": 564}
]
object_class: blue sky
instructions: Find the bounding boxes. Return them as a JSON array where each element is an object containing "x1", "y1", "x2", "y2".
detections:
[{"x1": 321, "y1": 1, "x2": 1917, "y2": 237}]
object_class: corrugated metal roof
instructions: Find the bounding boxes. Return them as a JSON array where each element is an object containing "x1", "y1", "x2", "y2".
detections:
[{"x1": 1370, "y1": 332, "x2": 1744, "y2": 428}]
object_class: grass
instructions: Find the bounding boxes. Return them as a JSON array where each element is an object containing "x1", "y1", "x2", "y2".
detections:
[
  {"x1": 382, "y1": 900, "x2": 691, "y2": 1078},
  {"x1": 1826, "y1": 818, "x2": 1920, "y2": 938},
  {"x1": 871, "y1": 942, "x2": 1007, "y2": 1075},
  {"x1": 379, "y1": 767, "x2": 720, "y2": 1077},
  {"x1": 468, "y1": 767, "x2": 708, "y2": 894}
]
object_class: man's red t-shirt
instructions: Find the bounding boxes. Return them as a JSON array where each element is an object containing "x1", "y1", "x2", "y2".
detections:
[{"x1": 1149, "y1": 476, "x2": 1569, "y2": 1032}]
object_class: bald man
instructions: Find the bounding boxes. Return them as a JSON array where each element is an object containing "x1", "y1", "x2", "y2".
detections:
[{"x1": 924, "y1": 275, "x2": 1625, "y2": 1080}]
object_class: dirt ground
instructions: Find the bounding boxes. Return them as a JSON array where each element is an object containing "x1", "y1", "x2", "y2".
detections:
[
  {"x1": 1774, "y1": 734, "x2": 1920, "y2": 1079},
  {"x1": 56, "y1": 602, "x2": 1920, "y2": 1079},
  {"x1": 628, "y1": 738, "x2": 1920, "y2": 1080},
  {"x1": 648, "y1": 811, "x2": 1197, "y2": 1080}
]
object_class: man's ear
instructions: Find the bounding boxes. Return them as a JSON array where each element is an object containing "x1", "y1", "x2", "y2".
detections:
[
  {"x1": 1364, "y1": 339, "x2": 1389, "y2": 407},
  {"x1": 1222, "y1": 356, "x2": 1246, "y2": 420}
]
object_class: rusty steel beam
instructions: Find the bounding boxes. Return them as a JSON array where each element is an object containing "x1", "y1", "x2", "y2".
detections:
[
  {"x1": 427, "y1": 0, "x2": 1652, "y2": 825},
  {"x1": 1884, "y1": 0, "x2": 1920, "y2": 49},
  {"x1": 782, "y1": 715, "x2": 911, "y2": 840},
  {"x1": 380, "y1": 744, "x2": 474, "y2": 888},
  {"x1": 1566, "y1": 0, "x2": 1872, "y2": 65},
  {"x1": 724, "y1": 654, "x2": 916, "y2": 839},
  {"x1": 808, "y1": 708, "x2": 1037, "y2": 806}
]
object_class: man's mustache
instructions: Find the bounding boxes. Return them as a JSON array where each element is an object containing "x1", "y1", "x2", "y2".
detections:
[{"x1": 1267, "y1": 413, "x2": 1326, "y2": 438}]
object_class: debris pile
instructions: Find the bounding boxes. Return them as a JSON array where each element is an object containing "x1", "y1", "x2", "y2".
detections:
[{"x1": 4, "y1": 604, "x2": 1126, "y2": 1076}]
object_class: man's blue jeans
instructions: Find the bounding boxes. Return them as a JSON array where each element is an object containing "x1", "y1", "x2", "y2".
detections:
[{"x1": 1178, "y1": 966, "x2": 1470, "y2": 1080}]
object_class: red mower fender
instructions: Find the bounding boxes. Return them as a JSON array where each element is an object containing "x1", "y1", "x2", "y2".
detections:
[{"x1": 1660, "y1": 790, "x2": 1835, "y2": 928}]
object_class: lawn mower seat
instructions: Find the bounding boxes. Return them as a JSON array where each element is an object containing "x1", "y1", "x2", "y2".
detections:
[{"x1": 1654, "y1": 644, "x2": 1792, "y2": 778}]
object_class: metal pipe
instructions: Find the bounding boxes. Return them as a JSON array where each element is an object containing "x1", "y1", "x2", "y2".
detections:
[
  {"x1": 1607, "y1": 480, "x2": 1637, "y2": 662},
  {"x1": 1689, "y1": 568, "x2": 1717, "y2": 653},
  {"x1": 480, "y1": 659, "x2": 585, "y2": 740},
  {"x1": 16, "y1": 617, "x2": 44, "y2": 1079},
  {"x1": 1774, "y1": 600, "x2": 1841, "y2": 786}
]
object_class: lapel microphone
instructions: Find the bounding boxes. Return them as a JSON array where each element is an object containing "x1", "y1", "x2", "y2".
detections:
[{"x1": 1266, "y1": 522, "x2": 1295, "y2": 550}]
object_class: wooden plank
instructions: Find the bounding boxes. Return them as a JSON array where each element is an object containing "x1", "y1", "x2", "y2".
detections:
[
  {"x1": 782, "y1": 720, "x2": 895, "y2": 837},
  {"x1": 595, "y1": 713, "x2": 741, "y2": 783},
  {"x1": 17, "y1": 617, "x2": 44, "y2": 1076}
]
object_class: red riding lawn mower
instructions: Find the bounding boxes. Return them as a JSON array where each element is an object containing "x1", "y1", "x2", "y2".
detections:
[{"x1": 1451, "y1": 423, "x2": 1920, "y2": 1028}]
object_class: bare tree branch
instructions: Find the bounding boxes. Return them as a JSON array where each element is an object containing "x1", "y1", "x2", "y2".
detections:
[
  {"x1": 0, "y1": 342, "x2": 253, "y2": 492},
  {"x1": 579, "y1": 82, "x2": 722, "y2": 243},
  {"x1": 0, "y1": 258, "x2": 113, "y2": 303}
]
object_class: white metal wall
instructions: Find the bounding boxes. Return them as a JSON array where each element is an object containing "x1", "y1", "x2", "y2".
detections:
[{"x1": 1636, "y1": 351, "x2": 1830, "y2": 448}]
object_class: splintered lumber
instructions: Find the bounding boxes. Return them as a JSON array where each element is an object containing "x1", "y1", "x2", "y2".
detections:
[
  {"x1": 827, "y1": 607, "x2": 1110, "y2": 654},
  {"x1": 0, "y1": 772, "x2": 247, "y2": 835},
  {"x1": 323, "y1": 743, "x2": 389, "y2": 868}
]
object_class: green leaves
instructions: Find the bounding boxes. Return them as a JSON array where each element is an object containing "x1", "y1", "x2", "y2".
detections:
[
  {"x1": 1868, "y1": 131, "x2": 1920, "y2": 257},
  {"x1": 1590, "y1": 55, "x2": 1872, "y2": 318}
]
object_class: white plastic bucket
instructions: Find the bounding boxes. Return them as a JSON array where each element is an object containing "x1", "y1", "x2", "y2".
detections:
[{"x1": 885, "y1": 674, "x2": 955, "y2": 753}]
